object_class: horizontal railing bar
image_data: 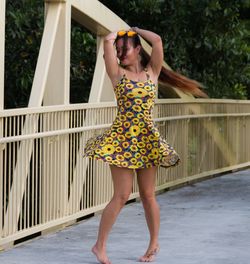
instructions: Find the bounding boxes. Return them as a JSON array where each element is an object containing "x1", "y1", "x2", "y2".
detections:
[
  {"x1": 1, "y1": 99, "x2": 250, "y2": 117},
  {"x1": 0, "y1": 124, "x2": 111, "y2": 143},
  {"x1": 1, "y1": 113, "x2": 250, "y2": 144},
  {"x1": 155, "y1": 112, "x2": 250, "y2": 122},
  {"x1": 156, "y1": 98, "x2": 250, "y2": 105},
  {"x1": 0, "y1": 102, "x2": 117, "y2": 117}
]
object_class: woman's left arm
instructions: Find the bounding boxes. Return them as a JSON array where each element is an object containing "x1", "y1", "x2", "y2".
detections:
[{"x1": 132, "y1": 27, "x2": 163, "y2": 77}]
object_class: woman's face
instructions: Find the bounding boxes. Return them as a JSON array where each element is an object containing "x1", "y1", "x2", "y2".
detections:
[{"x1": 116, "y1": 38, "x2": 140, "y2": 66}]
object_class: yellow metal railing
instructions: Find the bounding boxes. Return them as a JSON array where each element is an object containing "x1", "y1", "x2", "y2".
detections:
[{"x1": 1, "y1": 99, "x2": 250, "y2": 249}]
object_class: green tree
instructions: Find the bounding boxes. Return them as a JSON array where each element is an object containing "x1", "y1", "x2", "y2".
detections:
[
  {"x1": 100, "y1": 0, "x2": 250, "y2": 99},
  {"x1": 5, "y1": 0, "x2": 96, "y2": 108},
  {"x1": 239, "y1": 0, "x2": 250, "y2": 97},
  {"x1": 5, "y1": 0, "x2": 250, "y2": 108},
  {"x1": 5, "y1": 0, "x2": 44, "y2": 108},
  {"x1": 70, "y1": 21, "x2": 96, "y2": 104}
]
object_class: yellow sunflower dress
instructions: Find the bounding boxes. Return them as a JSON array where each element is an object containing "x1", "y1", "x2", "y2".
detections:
[{"x1": 83, "y1": 69, "x2": 180, "y2": 169}]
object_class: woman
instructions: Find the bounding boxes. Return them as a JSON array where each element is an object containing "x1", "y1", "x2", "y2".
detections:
[{"x1": 84, "y1": 27, "x2": 205, "y2": 263}]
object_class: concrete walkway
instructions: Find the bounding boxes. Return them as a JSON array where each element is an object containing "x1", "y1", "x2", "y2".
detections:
[{"x1": 0, "y1": 169, "x2": 250, "y2": 264}]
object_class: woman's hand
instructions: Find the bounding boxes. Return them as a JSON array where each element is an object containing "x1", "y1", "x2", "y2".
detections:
[
  {"x1": 104, "y1": 31, "x2": 117, "y2": 42},
  {"x1": 130, "y1": 27, "x2": 139, "y2": 33}
]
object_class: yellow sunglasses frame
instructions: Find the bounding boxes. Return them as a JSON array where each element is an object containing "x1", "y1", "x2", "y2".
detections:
[{"x1": 117, "y1": 30, "x2": 137, "y2": 37}]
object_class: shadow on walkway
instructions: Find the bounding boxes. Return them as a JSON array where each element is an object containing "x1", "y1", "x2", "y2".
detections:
[{"x1": 0, "y1": 169, "x2": 250, "y2": 264}]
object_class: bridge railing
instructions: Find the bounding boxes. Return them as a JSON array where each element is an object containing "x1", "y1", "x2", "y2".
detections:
[
  {"x1": 1, "y1": 0, "x2": 250, "y2": 251},
  {"x1": 0, "y1": 99, "x2": 250, "y2": 249}
]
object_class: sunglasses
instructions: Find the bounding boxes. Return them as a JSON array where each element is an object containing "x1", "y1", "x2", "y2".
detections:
[{"x1": 117, "y1": 30, "x2": 137, "y2": 37}]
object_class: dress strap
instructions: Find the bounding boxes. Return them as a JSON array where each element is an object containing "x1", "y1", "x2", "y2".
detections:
[
  {"x1": 144, "y1": 68, "x2": 150, "y2": 80},
  {"x1": 122, "y1": 68, "x2": 126, "y2": 78}
]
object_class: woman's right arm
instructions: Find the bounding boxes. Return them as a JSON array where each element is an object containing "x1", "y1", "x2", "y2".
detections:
[
  {"x1": 132, "y1": 27, "x2": 163, "y2": 79},
  {"x1": 103, "y1": 32, "x2": 120, "y2": 86}
]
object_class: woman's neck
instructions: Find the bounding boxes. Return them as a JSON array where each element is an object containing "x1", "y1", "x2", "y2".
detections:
[
  {"x1": 123, "y1": 64, "x2": 148, "y2": 82},
  {"x1": 125, "y1": 62, "x2": 144, "y2": 74}
]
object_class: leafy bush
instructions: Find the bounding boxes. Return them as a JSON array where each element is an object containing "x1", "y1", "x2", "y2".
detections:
[
  {"x1": 100, "y1": 0, "x2": 250, "y2": 99},
  {"x1": 4, "y1": 0, "x2": 250, "y2": 108},
  {"x1": 5, "y1": 0, "x2": 96, "y2": 108},
  {"x1": 70, "y1": 21, "x2": 96, "y2": 104},
  {"x1": 5, "y1": 0, "x2": 44, "y2": 108}
]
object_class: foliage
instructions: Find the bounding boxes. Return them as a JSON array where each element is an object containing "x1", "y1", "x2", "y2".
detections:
[
  {"x1": 70, "y1": 21, "x2": 96, "y2": 104},
  {"x1": 100, "y1": 0, "x2": 250, "y2": 99},
  {"x1": 5, "y1": 0, "x2": 44, "y2": 108},
  {"x1": 4, "y1": 0, "x2": 250, "y2": 108},
  {"x1": 239, "y1": 0, "x2": 250, "y2": 97},
  {"x1": 5, "y1": 0, "x2": 96, "y2": 108}
]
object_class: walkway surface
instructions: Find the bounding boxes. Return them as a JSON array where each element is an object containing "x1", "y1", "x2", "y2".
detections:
[{"x1": 0, "y1": 169, "x2": 250, "y2": 264}]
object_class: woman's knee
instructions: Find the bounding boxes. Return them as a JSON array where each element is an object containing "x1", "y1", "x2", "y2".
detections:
[
  {"x1": 140, "y1": 191, "x2": 156, "y2": 205},
  {"x1": 113, "y1": 193, "x2": 130, "y2": 206}
]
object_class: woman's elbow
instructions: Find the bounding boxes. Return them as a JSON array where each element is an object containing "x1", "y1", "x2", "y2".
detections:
[{"x1": 151, "y1": 35, "x2": 162, "y2": 46}]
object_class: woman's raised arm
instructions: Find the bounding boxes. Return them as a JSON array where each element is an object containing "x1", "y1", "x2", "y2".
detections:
[
  {"x1": 132, "y1": 27, "x2": 163, "y2": 77},
  {"x1": 103, "y1": 32, "x2": 120, "y2": 84}
]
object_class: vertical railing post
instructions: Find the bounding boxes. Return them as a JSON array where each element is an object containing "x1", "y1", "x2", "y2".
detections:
[{"x1": 42, "y1": 0, "x2": 71, "y2": 220}]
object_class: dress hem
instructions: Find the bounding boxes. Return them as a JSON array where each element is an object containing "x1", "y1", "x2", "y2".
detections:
[{"x1": 83, "y1": 153, "x2": 180, "y2": 170}]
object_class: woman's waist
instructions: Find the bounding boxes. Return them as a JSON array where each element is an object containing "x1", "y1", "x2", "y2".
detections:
[
  {"x1": 112, "y1": 113, "x2": 154, "y2": 126},
  {"x1": 117, "y1": 110, "x2": 153, "y2": 119}
]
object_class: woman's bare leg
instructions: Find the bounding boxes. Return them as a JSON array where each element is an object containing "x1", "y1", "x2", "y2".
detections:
[
  {"x1": 136, "y1": 166, "x2": 160, "y2": 262},
  {"x1": 92, "y1": 165, "x2": 134, "y2": 264}
]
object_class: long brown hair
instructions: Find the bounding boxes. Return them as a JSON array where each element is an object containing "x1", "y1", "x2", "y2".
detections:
[
  {"x1": 115, "y1": 34, "x2": 208, "y2": 98},
  {"x1": 140, "y1": 44, "x2": 208, "y2": 98}
]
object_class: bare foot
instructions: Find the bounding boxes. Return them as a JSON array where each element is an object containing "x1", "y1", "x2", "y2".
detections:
[
  {"x1": 91, "y1": 244, "x2": 111, "y2": 264},
  {"x1": 139, "y1": 244, "x2": 160, "y2": 262}
]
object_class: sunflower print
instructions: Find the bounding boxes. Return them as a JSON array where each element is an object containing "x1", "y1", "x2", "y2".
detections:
[{"x1": 83, "y1": 71, "x2": 180, "y2": 169}]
